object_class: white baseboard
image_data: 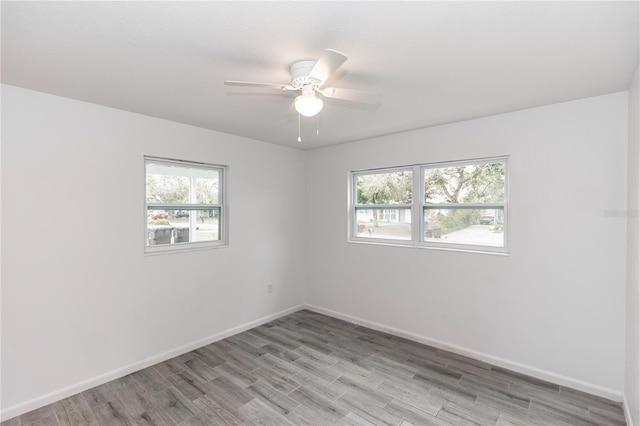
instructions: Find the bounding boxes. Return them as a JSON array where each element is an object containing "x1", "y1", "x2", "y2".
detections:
[
  {"x1": 0, "y1": 304, "x2": 304, "y2": 422},
  {"x1": 623, "y1": 394, "x2": 636, "y2": 426},
  {"x1": 304, "y1": 304, "x2": 624, "y2": 403}
]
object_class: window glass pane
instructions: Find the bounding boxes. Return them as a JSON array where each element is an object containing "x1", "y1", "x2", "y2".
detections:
[
  {"x1": 196, "y1": 174, "x2": 219, "y2": 204},
  {"x1": 424, "y1": 162, "x2": 505, "y2": 204},
  {"x1": 423, "y1": 207, "x2": 504, "y2": 246},
  {"x1": 146, "y1": 162, "x2": 220, "y2": 205},
  {"x1": 355, "y1": 208, "x2": 411, "y2": 240},
  {"x1": 195, "y1": 208, "x2": 220, "y2": 242},
  {"x1": 146, "y1": 173, "x2": 189, "y2": 204},
  {"x1": 356, "y1": 170, "x2": 412, "y2": 205},
  {"x1": 146, "y1": 207, "x2": 220, "y2": 246}
]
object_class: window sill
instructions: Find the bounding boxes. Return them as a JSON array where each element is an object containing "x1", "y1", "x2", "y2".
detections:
[
  {"x1": 348, "y1": 238, "x2": 509, "y2": 256},
  {"x1": 144, "y1": 242, "x2": 228, "y2": 256}
]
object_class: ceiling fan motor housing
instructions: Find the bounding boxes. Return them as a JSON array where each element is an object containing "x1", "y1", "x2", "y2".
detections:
[{"x1": 290, "y1": 60, "x2": 321, "y2": 89}]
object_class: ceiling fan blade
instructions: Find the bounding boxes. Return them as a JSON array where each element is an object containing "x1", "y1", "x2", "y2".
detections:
[
  {"x1": 308, "y1": 49, "x2": 348, "y2": 84},
  {"x1": 322, "y1": 87, "x2": 380, "y2": 105},
  {"x1": 224, "y1": 80, "x2": 295, "y2": 90}
]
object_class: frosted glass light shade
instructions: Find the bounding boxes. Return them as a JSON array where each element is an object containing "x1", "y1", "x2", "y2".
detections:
[{"x1": 294, "y1": 94, "x2": 323, "y2": 117}]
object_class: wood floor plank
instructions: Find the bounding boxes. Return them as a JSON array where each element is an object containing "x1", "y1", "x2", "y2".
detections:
[
  {"x1": 221, "y1": 349, "x2": 262, "y2": 372},
  {"x1": 384, "y1": 398, "x2": 448, "y2": 425},
  {"x1": 228, "y1": 330, "x2": 271, "y2": 349},
  {"x1": 24, "y1": 414, "x2": 59, "y2": 426},
  {"x1": 335, "y1": 396, "x2": 403, "y2": 426},
  {"x1": 495, "y1": 407, "x2": 569, "y2": 426},
  {"x1": 290, "y1": 370, "x2": 346, "y2": 402},
  {"x1": 225, "y1": 336, "x2": 269, "y2": 359},
  {"x1": 81, "y1": 382, "x2": 118, "y2": 408},
  {"x1": 214, "y1": 360, "x2": 259, "y2": 388},
  {"x1": 0, "y1": 417, "x2": 21, "y2": 426},
  {"x1": 254, "y1": 352, "x2": 302, "y2": 378},
  {"x1": 490, "y1": 366, "x2": 560, "y2": 393},
  {"x1": 153, "y1": 386, "x2": 204, "y2": 424},
  {"x1": 260, "y1": 342, "x2": 302, "y2": 363},
  {"x1": 377, "y1": 380, "x2": 442, "y2": 416},
  {"x1": 473, "y1": 389, "x2": 531, "y2": 413},
  {"x1": 133, "y1": 406, "x2": 176, "y2": 426},
  {"x1": 203, "y1": 376, "x2": 253, "y2": 411},
  {"x1": 252, "y1": 366, "x2": 301, "y2": 394},
  {"x1": 288, "y1": 386, "x2": 347, "y2": 424},
  {"x1": 411, "y1": 363, "x2": 464, "y2": 385},
  {"x1": 18, "y1": 403, "x2": 55, "y2": 425},
  {"x1": 436, "y1": 397, "x2": 501, "y2": 426},
  {"x1": 528, "y1": 399, "x2": 602, "y2": 426},
  {"x1": 336, "y1": 412, "x2": 377, "y2": 426},
  {"x1": 114, "y1": 382, "x2": 157, "y2": 416},
  {"x1": 183, "y1": 356, "x2": 220, "y2": 382},
  {"x1": 413, "y1": 374, "x2": 477, "y2": 405},
  {"x1": 250, "y1": 326, "x2": 300, "y2": 351},
  {"x1": 191, "y1": 394, "x2": 244, "y2": 425},
  {"x1": 245, "y1": 381, "x2": 299, "y2": 416},
  {"x1": 5, "y1": 310, "x2": 627, "y2": 426},
  {"x1": 165, "y1": 370, "x2": 211, "y2": 402},
  {"x1": 106, "y1": 374, "x2": 138, "y2": 391},
  {"x1": 589, "y1": 403, "x2": 628, "y2": 426},
  {"x1": 132, "y1": 367, "x2": 169, "y2": 394},
  {"x1": 151, "y1": 359, "x2": 186, "y2": 379},
  {"x1": 446, "y1": 363, "x2": 511, "y2": 392},
  {"x1": 293, "y1": 344, "x2": 339, "y2": 367},
  {"x1": 92, "y1": 400, "x2": 136, "y2": 426},
  {"x1": 191, "y1": 346, "x2": 230, "y2": 368},
  {"x1": 51, "y1": 393, "x2": 97, "y2": 425},
  {"x1": 237, "y1": 398, "x2": 295, "y2": 426},
  {"x1": 293, "y1": 356, "x2": 342, "y2": 383},
  {"x1": 560, "y1": 386, "x2": 625, "y2": 413},
  {"x1": 332, "y1": 358, "x2": 377, "y2": 380},
  {"x1": 333, "y1": 375, "x2": 392, "y2": 408}
]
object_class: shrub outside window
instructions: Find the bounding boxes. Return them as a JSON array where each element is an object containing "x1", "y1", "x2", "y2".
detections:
[
  {"x1": 351, "y1": 157, "x2": 508, "y2": 253},
  {"x1": 145, "y1": 157, "x2": 227, "y2": 253}
]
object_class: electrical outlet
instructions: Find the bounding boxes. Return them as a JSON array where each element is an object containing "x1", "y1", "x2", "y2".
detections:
[{"x1": 267, "y1": 284, "x2": 272, "y2": 293}]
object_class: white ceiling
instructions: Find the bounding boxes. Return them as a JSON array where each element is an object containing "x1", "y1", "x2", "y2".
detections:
[{"x1": 2, "y1": 1, "x2": 639, "y2": 150}]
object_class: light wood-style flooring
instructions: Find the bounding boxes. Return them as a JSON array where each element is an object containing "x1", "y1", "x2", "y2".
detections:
[{"x1": 1, "y1": 310, "x2": 627, "y2": 426}]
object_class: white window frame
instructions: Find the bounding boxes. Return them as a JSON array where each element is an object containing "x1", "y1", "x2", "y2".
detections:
[
  {"x1": 349, "y1": 156, "x2": 509, "y2": 254},
  {"x1": 351, "y1": 166, "x2": 414, "y2": 245},
  {"x1": 145, "y1": 156, "x2": 228, "y2": 254}
]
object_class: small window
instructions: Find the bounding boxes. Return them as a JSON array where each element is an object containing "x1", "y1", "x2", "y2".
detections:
[
  {"x1": 145, "y1": 157, "x2": 227, "y2": 253},
  {"x1": 353, "y1": 169, "x2": 413, "y2": 240},
  {"x1": 350, "y1": 157, "x2": 508, "y2": 253}
]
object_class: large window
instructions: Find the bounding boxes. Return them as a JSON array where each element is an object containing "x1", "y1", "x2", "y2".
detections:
[
  {"x1": 351, "y1": 157, "x2": 508, "y2": 253},
  {"x1": 145, "y1": 157, "x2": 226, "y2": 253}
]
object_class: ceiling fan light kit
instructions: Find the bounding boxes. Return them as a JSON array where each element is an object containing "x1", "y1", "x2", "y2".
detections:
[
  {"x1": 294, "y1": 94, "x2": 323, "y2": 117},
  {"x1": 294, "y1": 86, "x2": 324, "y2": 117},
  {"x1": 224, "y1": 49, "x2": 379, "y2": 141}
]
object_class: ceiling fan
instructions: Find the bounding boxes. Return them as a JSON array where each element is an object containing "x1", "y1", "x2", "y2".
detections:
[{"x1": 224, "y1": 49, "x2": 380, "y2": 122}]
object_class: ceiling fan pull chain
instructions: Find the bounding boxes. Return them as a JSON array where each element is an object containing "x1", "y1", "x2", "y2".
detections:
[
  {"x1": 316, "y1": 114, "x2": 319, "y2": 135},
  {"x1": 298, "y1": 113, "x2": 302, "y2": 142}
]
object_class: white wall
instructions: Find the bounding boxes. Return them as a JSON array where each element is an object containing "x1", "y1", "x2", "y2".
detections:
[
  {"x1": 626, "y1": 64, "x2": 640, "y2": 426},
  {"x1": 305, "y1": 93, "x2": 628, "y2": 396},
  {"x1": 0, "y1": 84, "x2": 632, "y2": 419},
  {"x1": 0, "y1": 85, "x2": 307, "y2": 417}
]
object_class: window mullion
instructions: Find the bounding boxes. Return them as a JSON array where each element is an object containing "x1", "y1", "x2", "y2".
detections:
[
  {"x1": 189, "y1": 176, "x2": 197, "y2": 239},
  {"x1": 412, "y1": 165, "x2": 421, "y2": 243}
]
